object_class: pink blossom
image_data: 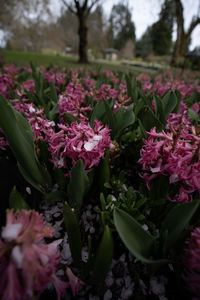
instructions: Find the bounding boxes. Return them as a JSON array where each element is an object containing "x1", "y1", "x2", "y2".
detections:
[
  {"x1": 58, "y1": 81, "x2": 92, "y2": 122},
  {"x1": 11, "y1": 99, "x2": 55, "y2": 143},
  {"x1": 138, "y1": 119, "x2": 200, "y2": 202},
  {"x1": 0, "y1": 210, "x2": 67, "y2": 300},
  {"x1": 94, "y1": 83, "x2": 131, "y2": 111},
  {"x1": 66, "y1": 267, "x2": 85, "y2": 296},
  {"x1": 49, "y1": 120, "x2": 111, "y2": 172},
  {"x1": 22, "y1": 79, "x2": 35, "y2": 93}
]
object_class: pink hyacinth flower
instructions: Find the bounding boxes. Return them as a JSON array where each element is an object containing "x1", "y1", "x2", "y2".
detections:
[
  {"x1": 66, "y1": 267, "x2": 85, "y2": 296},
  {"x1": 0, "y1": 210, "x2": 67, "y2": 300}
]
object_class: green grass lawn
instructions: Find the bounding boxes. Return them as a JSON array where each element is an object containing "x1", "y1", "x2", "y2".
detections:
[{"x1": 3, "y1": 50, "x2": 156, "y2": 74}]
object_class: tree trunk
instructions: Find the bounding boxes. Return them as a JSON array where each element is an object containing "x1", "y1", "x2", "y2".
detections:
[
  {"x1": 0, "y1": 48, "x2": 4, "y2": 67},
  {"x1": 78, "y1": 16, "x2": 88, "y2": 63},
  {"x1": 171, "y1": 0, "x2": 184, "y2": 65},
  {"x1": 171, "y1": 0, "x2": 200, "y2": 66},
  {"x1": 171, "y1": 33, "x2": 188, "y2": 65}
]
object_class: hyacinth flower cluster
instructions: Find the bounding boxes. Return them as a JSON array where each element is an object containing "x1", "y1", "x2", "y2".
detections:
[
  {"x1": 58, "y1": 77, "x2": 131, "y2": 124},
  {"x1": 165, "y1": 101, "x2": 191, "y2": 132},
  {"x1": 138, "y1": 105, "x2": 200, "y2": 202},
  {"x1": 94, "y1": 83, "x2": 131, "y2": 111},
  {"x1": 0, "y1": 68, "x2": 16, "y2": 98},
  {"x1": 49, "y1": 120, "x2": 112, "y2": 172},
  {"x1": 10, "y1": 98, "x2": 55, "y2": 144},
  {"x1": 58, "y1": 80, "x2": 93, "y2": 122},
  {"x1": 0, "y1": 209, "x2": 67, "y2": 300},
  {"x1": 137, "y1": 70, "x2": 200, "y2": 99},
  {"x1": 183, "y1": 227, "x2": 200, "y2": 299}
]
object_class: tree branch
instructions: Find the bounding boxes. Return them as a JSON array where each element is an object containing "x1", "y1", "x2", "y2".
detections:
[
  {"x1": 61, "y1": 0, "x2": 76, "y2": 15},
  {"x1": 86, "y1": 0, "x2": 100, "y2": 16},
  {"x1": 186, "y1": 17, "x2": 200, "y2": 39},
  {"x1": 83, "y1": 0, "x2": 88, "y2": 10},
  {"x1": 175, "y1": 0, "x2": 184, "y2": 34}
]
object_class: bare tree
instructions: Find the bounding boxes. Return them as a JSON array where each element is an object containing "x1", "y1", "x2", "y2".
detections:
[
  {"x1": 61, "y1": 0, "x2": 101, "y2": 63},
  {"x1": 171, "y1": 0, "x2": 200, "y2": 65},
  {"x1": 0, "y1": 0, "x2": 50, "y2": 64}
]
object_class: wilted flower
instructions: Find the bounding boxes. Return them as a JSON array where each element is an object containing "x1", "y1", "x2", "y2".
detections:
[{"x1": 0, "y1": 210, "x2": 67, "y2": 300}]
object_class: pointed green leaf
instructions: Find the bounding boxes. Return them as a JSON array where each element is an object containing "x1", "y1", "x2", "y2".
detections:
[
  {"x1": 63, "y1": 112, "x2": 79, "y2": 124},
  {"x1": 92, "y1": 225, "x2": 113, "y2": 283},
  {"x1": 90, "y1": 102, "x2": 105, "y2": 127},
  {"x1": 114, "y1": 104, "x2": 135, "y2": 138},
  {"x1": 125, "y1": 74, "x2": 138, "y2": 102},
  {"x1": 49, "y1": 82, "x2": 58, "y2": 103},
  {"x1": 63, "y1": 202, "x2": 82, "y2": 267},
  {"x1": 137, "y1": 106, "x2": 163, "y2": 132},
  {"x1": 114, "y1": 208, "x2": 168, "y2": 264},
  {"x1": 162, "y1": 91, "x2": 177, "y2": 121},
  {"x1": 48, "y1": 103, "x2": 58, "y2": 120},
  {"x1": 0, "y1": 95, "x2": 51, "y2": 189},
  {"x1": 45, "y1": 191, "x2": 67, "y2": 203},
  {"x1": 103, "y1": 99, "x2": 115, "y2": 136},
  {"x1": 154, "y1": 97, "x2": 165, "y2": 124},
  {"x1": 95, "y1": 149, "x2": 110, "y2": 192},
  {"x1": 161, "y1": 200, "x2": 200, "y2": 253},
  {"x1": 188, "y1": 108, "x2": 200, "y2": 124},
  {"x1": 9, "y1": 186, "x2": 30, "y2": 210},
  {"x1": 67, "y1": 160, "x2": 89, "y2": 210}
]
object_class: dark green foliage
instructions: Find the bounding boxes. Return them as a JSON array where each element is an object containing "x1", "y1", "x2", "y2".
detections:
[
  {"x1": 151, "y1": 0, "x2": 174, "y2": 55},
  {"x1": 109, "y1": 2, "x2": 135, "y2": 50}
]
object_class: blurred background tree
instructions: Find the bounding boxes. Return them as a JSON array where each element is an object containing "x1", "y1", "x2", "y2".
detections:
[
  {"x1": 151, "y1": 0, "x2": 175, "y2": 55},
  {"x1": 135, "y1": 26, "x2": 153, "y2": 59},
  {"x1": 0, "y1": 0, "x2": 200, "y2": 66},
  {"x1": 171, "y1": 0, "x2": 200, "y2": 65},
  {"x1": 109, "y1": 2, "x2": 136, "y2": 52},
  {"x1": 61, "y1": 0, "x2": 101, "y2": 63}
]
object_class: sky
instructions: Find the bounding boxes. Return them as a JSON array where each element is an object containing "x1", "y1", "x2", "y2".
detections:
[{"x1": 50, "y1": 0, "x2": 200, "y2": 50}]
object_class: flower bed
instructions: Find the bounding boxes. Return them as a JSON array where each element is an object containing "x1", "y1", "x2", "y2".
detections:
[{"x1": 0, "y1": 64, "x2": 200, "y2": 299}]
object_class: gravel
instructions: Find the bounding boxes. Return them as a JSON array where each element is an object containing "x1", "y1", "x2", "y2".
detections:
[{"x1": 39, "y1": 201, "x2": 169, "y2": 299}]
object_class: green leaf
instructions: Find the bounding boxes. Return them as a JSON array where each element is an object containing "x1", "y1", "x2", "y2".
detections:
[
  {"x1": 92, "y1": 225, "x2": 113, "y2": 283},
  {"x1": 63, "y1": 202, "x2": 82, "y2": 267},
  {"x1": 95, "y1": 149, "x2": 110, "y2": 192},
  {"x1": 137, "y1": 106, "x2": 163, "y2": 132},
  {"x1": 161, "y1": 200, "x2": 200, "y2": 254},
  {"x1": 114, "y1": 208, "x2": 168, "y2": 264},
  {"x1": 67, "y1": 160, "x2": 89, "y2": 211},
  {"x1": 48, "y1": 103, "x2": 58, "y2": 120},
  {"x1": 103, "y1": 99, "x2": 115, "y2": 136},
  {"x1": 162, "y1": 91, "x2": 177, "y2": 122},
  {"x1": 0, "y1": 96, "x2": 51, "y2": 189},
  {"x1": 188, "y1": 108, "x2": 200, "y2": 124},
  {"x1": 154, "y1": 97, "x2": 165, "y2": 124},
  {"x1": 125, "y1": 74, "x2": 138, "y2": 102},
  {"x1": 17, "y1": 163, "x2": 44, "y2": 193},
  {"x1": 114, "y1": 104, "x2": 135, "y2": 138},
  {"x1": 54, "y1": 167, "x2": 68, "y2": 191},
  {"x1": 49, "y1": 82, "x2": 58, "y2": 103},
  {"x1": 63, "y1": 112, "x2": 79, "y2": 124},
  {"x1": 45, "y1": 190, "x2": 67, "y2": 203},
  {"x1": 9, "y1": 186, "x2": 30, "y2": 210},
  {"x1": 90, "y1": 102, "x2": 105, "y2": 127}
]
